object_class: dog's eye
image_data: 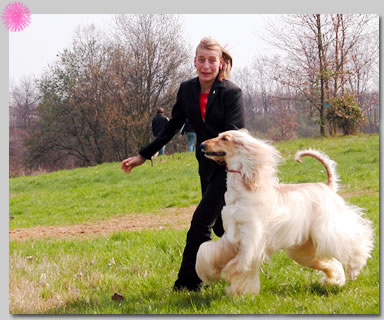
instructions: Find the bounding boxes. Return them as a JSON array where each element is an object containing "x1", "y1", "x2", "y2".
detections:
[{"x1": 221, "y1": 135, "x2": 229, "y2": 141}]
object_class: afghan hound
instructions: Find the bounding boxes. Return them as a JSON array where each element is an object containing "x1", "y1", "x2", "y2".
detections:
[{"x1": 196, "y1": 129, "x2": 374, "y2": 295}]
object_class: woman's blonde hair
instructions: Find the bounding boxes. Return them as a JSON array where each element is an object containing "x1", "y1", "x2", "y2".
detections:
[{"x1": 196, "y1": 37, "x2": 232, "y2": 81}]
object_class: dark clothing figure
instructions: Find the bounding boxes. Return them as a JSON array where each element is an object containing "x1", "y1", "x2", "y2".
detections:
[
  {"x1": 181, "y1": 120, "x2": 196, "y2": 152},
  {"x1": 151, "y1": 109, "x2": 169, "y2": 155},
  {"x1": 139, "y1": 77, "x2": 245, "y2": 290}
]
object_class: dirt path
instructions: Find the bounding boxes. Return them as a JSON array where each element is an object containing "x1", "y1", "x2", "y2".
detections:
[
  {"x1": 9, "y1": 206, "x2": 196, "y2": 241},
  {"x1": 10, "y1": 190, "x2": 372, "y2": 242}
]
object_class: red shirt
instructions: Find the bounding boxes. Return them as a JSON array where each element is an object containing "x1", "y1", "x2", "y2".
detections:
[{"x1": 200, "y1": 93, "x2": 209, "y2": 121}]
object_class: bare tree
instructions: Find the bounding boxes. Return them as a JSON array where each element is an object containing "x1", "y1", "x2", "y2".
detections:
[
  {"x1": 345, "y1": 17, "x2": 379, "y2": 132},
  {"x1": 9, "y1": 77, "x2": 41, "y2": 176},
  {"x1": 25, "y1": 15, "x2": 193, "y2": 171},
  {"x1": 10, "y1": 76, "x2": 40, "y2": 128},
  {"x1": 111, "y1": 14, "x2": 193, "y2": 153},
  {"x1": 233, "y1": 56, "x2": 301, "y2": 140},
  {"x1": 330, "y1": 14, "x2": 376, "y2": 97},
  {"x1": 264, "y1": 14, "x2": 333, "y2": 136},
  {"x1": 232, "y1": 66, "x2": 259, "y2": 129},
  {"x1": 264, "y1": 14, "x2": 377, "y2": 136},
  {"x1": 27, "y1": 25, "x2": 113, "y2": 167}
]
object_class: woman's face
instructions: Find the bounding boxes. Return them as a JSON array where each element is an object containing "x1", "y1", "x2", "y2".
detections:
[{"x1": 194, "y1": 48, "x2": 222, "y2": 86}]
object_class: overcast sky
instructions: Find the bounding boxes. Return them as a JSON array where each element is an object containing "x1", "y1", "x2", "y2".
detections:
[{"x1": 9, "y1": 14, "x2": 279, "y2": 85}]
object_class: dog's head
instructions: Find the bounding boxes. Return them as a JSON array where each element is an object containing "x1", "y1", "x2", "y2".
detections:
[
  {"x1": 200, "y1": 130, "x2": 242, "y2": 165},
  {"x1": 201, "y1": 129, "x2": 281, "y2": 190}
]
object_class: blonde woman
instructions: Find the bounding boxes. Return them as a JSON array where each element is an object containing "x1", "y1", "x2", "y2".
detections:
[{"x1": 121, "y1": 37, "x2": 245, "y2": 291}]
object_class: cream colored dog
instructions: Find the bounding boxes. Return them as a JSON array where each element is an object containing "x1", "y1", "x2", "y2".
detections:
[{"x1": 196, "y1": 129, "x2": 374, "y2": 295}]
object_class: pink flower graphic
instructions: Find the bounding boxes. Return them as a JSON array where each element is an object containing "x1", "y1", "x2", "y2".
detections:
[{"x1": 2, "y1": 2, "x2": 31, "y2": 32}]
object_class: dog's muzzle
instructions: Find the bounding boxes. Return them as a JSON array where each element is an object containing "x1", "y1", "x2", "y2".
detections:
[{"x1": 200, "y1": 143, "x2": 226, "y2": 157}]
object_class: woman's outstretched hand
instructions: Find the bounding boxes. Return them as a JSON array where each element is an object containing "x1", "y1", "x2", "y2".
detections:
[{"x1": 121, "y1": 155, "x2": 146, "y2": 174}]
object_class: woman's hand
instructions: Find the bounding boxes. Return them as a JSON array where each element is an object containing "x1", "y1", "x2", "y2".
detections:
[{"x1": 121, "y1": 155, "x2": 146, "y2": 174}]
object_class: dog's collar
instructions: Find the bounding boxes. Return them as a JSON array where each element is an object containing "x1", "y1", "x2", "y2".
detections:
[{"x1": 226, "y1": 168, "x2": 241, "y2": 174}]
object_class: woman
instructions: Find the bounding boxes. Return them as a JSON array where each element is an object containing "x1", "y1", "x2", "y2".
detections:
[{"x1": 121, "y1": 37, "x2": 245, "y2": 291}]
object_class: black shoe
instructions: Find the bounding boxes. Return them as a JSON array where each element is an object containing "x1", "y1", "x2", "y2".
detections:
[{"x1": 173, "y1": 280, "x2": 202, "y2": 292}]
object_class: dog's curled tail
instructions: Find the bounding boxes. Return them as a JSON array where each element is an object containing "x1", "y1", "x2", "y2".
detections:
[{"x1": 295, "y1": 149, "x2": 340, "y2": 192}]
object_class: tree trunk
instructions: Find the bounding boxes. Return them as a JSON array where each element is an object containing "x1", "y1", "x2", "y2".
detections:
[{"x1": 316, "y1": 14, "x2": 326, "y2": 136}]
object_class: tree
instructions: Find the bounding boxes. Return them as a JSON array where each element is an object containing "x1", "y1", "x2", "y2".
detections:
[
  {"x1": 330, "y1": 14, "x2": 377, "y2": 97},
  {"x1": 9, "y1": 77, "x2": 40, "y2": 176},
  {"x1": 111, "y1": 14, "x2": 193, "y2": 154},
  {"x1": 265, "y1": 14, "x2": 334, "y2": 136},
  {"x1": 27, "y1": 25, "x2": 113, "y2": 167},
  {"x1": 26, "y1": 15, "x2": 193, "y2": 170},
  {"x1": 345, "y1": 17, "x2": 379, "y2": 132},
  {"x1": 232, "y1": 66, "x2": 259, "y2": 129},
  {"x1": 10, "y1": 76, "x2": 39, "y2": 128},
  {"x1": 264, "y1": 14, "x2": 377, "y2": 136}
]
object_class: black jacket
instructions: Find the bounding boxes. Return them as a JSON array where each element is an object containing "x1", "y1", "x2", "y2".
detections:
[
  {"x1": 140, "y1": 77, "x2": 245, "y2": 179},
  {"x1": 152, "y1": 113, "x2": 169, "y2": 137}
]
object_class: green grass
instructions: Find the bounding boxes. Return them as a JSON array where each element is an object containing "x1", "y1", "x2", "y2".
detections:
[
  {"x1": 10, "y1": 153, "x2": 201, "y2": 229},
  {"x1": 9, "y1": 134, "x2": 380, "y2": 314},
  {"x1": 277, "y1": 134, "x2": 379, "y2": 193},
  {"x1": 10, "y1": 229, "x2": 379, "y2": 314},
  {"x1": 10, "y1": 134, "x2": 379, "y2": 230}
]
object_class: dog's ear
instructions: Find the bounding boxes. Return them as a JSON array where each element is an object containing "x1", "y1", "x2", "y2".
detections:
[
  {"x1": 239, "y1": 152, "x2": 261, "y2": 191},
  {"x1": 231, "y1": 133, "x2": 281, "y2": 191},
  {"x1": 237, "y1": 136, "x2": 279, "y2": 191}
]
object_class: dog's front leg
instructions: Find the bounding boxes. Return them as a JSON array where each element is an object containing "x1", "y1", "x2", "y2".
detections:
[
  {"x1": 222, "y1": 206, "x2": 239, "y2": 244},
  {"x1": 222, "y1": 219, "x2": 265, "y2": 294},
  {"x1": 225, "y1": 267, "x2": 261, "y2": 295},
  {"x1": 222, "y1": 233, "x2": 264, "y2": 295},
  {"x1": 196, "y1": 234, "x2": 238, "y2": 283}
]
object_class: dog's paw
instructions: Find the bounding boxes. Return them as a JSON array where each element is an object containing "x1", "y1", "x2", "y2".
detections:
[
  {"x1": 225, "y1": 284, "x2": 245, "y2": 296},
  {"x1": 203, "y1": 269, "x2": 221, "y2": 283},
  {"x1": 225, "y1": 285, "x2": 235, "y2": 296},
  {"x1": 347, "y1": 270, "x2": 360, "y2": 281},
  {"x1": 321, "y1": 268, "x2": 346, "y2": 287},
  {"x1": 322, "y1": 276, "x2": 346, "y2": 287}
]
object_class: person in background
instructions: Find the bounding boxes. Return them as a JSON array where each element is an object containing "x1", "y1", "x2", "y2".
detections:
[
  {"x1": 121, "y1": 37, "x2": 245, "y2": 292},
  {"x1": 181, "y1": 119, "x2": 196, "y2": 152},
  {"x1": 151, "y1": 108, "x2": 169, "y2": 155}
]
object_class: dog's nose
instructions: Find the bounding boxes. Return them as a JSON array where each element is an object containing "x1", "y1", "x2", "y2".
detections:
[{"x1": 200, "y1": 143, "x2": 207, "y2": 152}]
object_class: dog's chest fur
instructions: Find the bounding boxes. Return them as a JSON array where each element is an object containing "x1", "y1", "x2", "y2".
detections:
[{"x1": 224, "y1": 173, "x2": 248, "y2": 205}]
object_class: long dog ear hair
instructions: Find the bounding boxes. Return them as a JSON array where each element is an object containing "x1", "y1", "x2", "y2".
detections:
[{"x1": 237, "y1": 135, "x2": 281, "y2": 191}]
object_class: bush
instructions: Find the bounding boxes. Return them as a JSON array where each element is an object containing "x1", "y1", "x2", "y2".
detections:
[{"x1": 326, "y1": 95, "x2": 365, "y2": 135}]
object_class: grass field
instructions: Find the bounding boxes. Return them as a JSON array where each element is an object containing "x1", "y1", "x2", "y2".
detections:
[{"x1": 9, "y1": 134, "x2": 380, "y2": 314}]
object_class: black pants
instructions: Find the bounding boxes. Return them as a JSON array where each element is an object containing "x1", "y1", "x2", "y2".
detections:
[{"x1": 174, "y1": 169, "x2": 226, "y2": 290}]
